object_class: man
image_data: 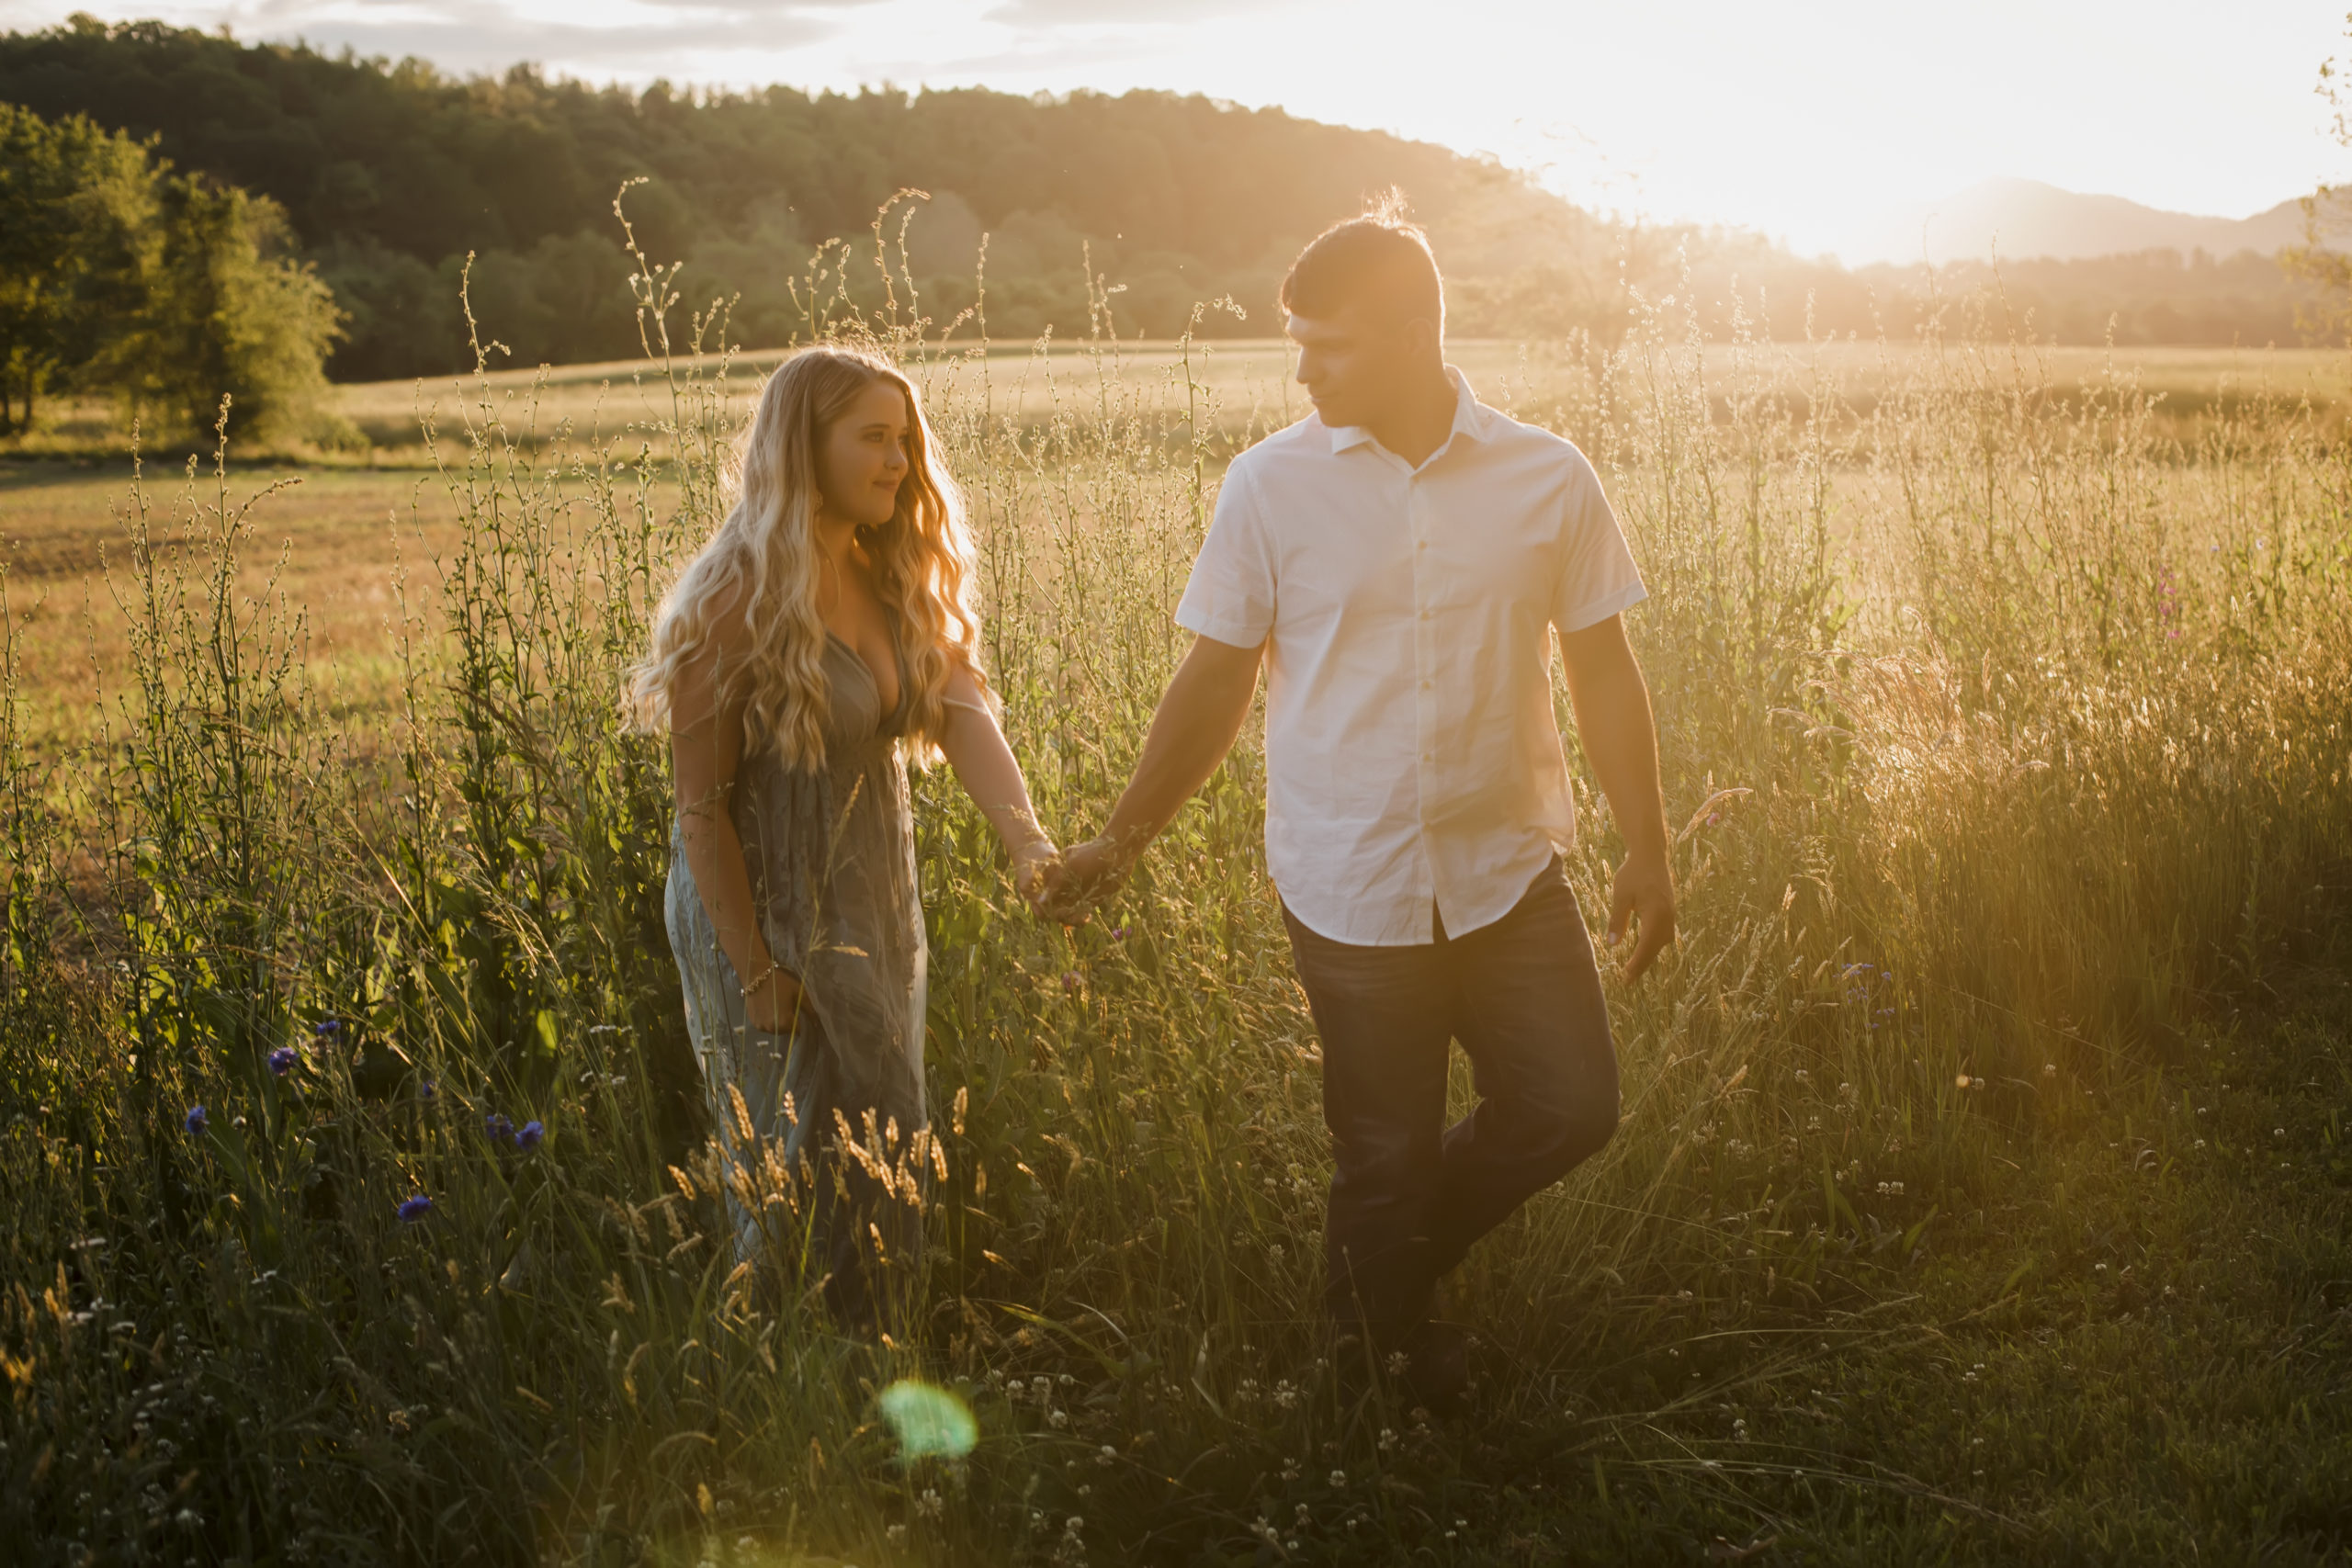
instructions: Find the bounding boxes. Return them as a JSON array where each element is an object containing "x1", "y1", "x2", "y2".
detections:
[{"x1": 1047, "y1": 204, "x2": 1675, "y2": 1406}]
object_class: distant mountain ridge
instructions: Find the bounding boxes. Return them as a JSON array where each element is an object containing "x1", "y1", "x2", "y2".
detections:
[{"x1": 1843, "y1": 177, "x2": 2307, "y2": 265}]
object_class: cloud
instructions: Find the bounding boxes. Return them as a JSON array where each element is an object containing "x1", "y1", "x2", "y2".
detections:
[
  {"x1": 984, "y1": 0, "x2": 1276, "y2": 21},
  {"x1": 0, "y1": 0, "x2": 867, "y2": 81}
]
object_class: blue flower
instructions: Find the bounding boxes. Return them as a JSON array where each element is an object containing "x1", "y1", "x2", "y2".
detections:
[
  {"x1": 396, "y1": 1194, "x2": 433, "y2": 1224},
  {"x1": 485, "y1": 1112, "x2": 514, "y2": 1145},
  {"x1": 314, "y1": 1017, "x2": 345, "y2": 1043},
  {"x1": 420, "y1": 1079, "x2": 438, "y2": 1103},
  {"x1": 267, "y1": 1046, "x2": 298, "y2": 1077},
  {"x1": 515, "y1": 1120, "x2": 544, "y2": 1151},
  {"x1": 185, "y1": 1104, "x2": 209, "y2": 1135}
]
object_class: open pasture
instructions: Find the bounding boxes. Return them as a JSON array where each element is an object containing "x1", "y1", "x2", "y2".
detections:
[
  {"x1": 324, "y1": 337, "x2": 2350, "y2": 457},
  {"x1": 0, "y1": 302, "x2": 2348, "y2": 1566}
]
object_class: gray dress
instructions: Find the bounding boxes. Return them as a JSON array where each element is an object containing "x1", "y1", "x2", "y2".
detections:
[{"x1": 665, "y1": 621, "x2": 927, "y2": 1328}]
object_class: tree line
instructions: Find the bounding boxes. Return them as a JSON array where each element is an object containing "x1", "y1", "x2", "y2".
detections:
[
  {"x1": 0, "y1": 16, "x2": 1624, "y2": 385},
  {"x1": 0, "y1": 16, "x2": 2329, "y2": 429}
]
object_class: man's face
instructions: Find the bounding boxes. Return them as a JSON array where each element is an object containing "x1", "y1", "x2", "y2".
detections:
[{"x1": 1287, "y1": 301, "x2": 1425, "y2": 430}]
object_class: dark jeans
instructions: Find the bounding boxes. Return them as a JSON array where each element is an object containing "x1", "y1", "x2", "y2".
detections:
[{"x1": 1282, "y1": 857, "x2": 1620, "y2": 1335}]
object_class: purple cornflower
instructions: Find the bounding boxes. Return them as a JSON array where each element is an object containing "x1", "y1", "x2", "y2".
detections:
[
  {"x1": 185, "y1": 1105, "x2": 209, "y2": 1135},
  {"x1": 515, "y1": 1120, "x2": 544, "y2": 1151},
  {"x1": 396, "y1": 1194, "x2": 434, "y2": 1224},
  {"x1": 1060, "y1": 971, "x2": 1084, "y2": 994},
  {"x1": 485, "y1": 1112, "x2": 514, "y2": 1145},
  {"x1": 267, "y1": 1046, "x2": 298, "y2": 1077},
  {"x1": 314, "y1": 1017, "x2": 345, "y2": 1044},
  {"x1": 1110, "y1": 926, "x2": 1129, "y2": 942},
  {"x1": 420, "y1": 1079, "x2": 438, "y2": 1104}
]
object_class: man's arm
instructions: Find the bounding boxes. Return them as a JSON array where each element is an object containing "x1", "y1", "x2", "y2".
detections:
[
  {"x1": 1558, "y1": 613, "x2": 1677, "y2": 980},
  {"x1": 1044, "y1": 633, "x2": 1265, "y2": 917}
]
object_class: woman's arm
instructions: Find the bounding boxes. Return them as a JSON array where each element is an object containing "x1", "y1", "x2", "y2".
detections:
[
  {"x1": 935, "y1": 662, "x2": 1057, "y2": 899},
  {"x1": 671, "y1": 610, "x2": 802, "y2": 1033}
]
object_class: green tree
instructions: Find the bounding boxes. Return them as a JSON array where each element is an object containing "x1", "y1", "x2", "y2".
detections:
[
  {"x1": 119, "y1": 176, "x2": 350, "y2": 444},
  {"x1": 0, "y1": 103, "x2": 153, "y2": 433}
]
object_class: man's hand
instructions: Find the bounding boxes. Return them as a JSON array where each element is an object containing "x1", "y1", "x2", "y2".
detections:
[
  {"x1": 1031, "y1": 634, "x2": 1263, "y2": 926},
  {"x1": 1604, "y1": 851, "x2": 1676, "y2": 981}
]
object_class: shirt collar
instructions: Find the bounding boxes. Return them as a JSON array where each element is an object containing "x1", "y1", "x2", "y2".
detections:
[{"x1": 1327, "y1": 366, "x2": 1489, "y2": 459}]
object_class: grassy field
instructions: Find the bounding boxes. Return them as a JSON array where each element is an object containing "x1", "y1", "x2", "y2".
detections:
[{"x1": 0, "y1": 298, "x2": 2348, "y2": 1567}]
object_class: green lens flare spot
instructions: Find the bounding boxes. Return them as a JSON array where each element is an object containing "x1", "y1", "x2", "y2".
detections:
[{"x1": 876, "y1": 1378, "x2": 978, "y2": 1460}]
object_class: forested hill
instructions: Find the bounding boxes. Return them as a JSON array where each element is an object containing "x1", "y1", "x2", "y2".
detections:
[{"x1": 0, "y1": 17, "x2": 1621, "y2": 380}]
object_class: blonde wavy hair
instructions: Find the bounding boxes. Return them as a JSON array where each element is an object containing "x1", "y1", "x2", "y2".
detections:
[{"x1": 626, "y1": 344, "x2": 980, "y2": 768}]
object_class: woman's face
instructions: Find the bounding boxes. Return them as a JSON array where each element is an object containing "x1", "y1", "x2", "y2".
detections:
[{"x1": 814, "y1": 378, "x2": 912, "y2": 529}]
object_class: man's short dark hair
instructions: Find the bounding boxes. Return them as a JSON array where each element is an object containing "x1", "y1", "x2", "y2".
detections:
[{"x1": 1279, "y1": 193, "x2": 1445, "y2": 333}]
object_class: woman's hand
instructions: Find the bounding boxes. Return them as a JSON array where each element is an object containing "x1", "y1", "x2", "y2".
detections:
[
  {"x1": 1010, "y1": 837, "x2": 1061, "y2": 908},
  {"x1": 746, "y1": 965, "x2": 805, "y2": 1034}
]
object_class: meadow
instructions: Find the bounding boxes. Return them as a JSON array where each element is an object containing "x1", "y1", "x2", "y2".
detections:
[{"x1": 1, "y1": 267, "x2": 2349, "y2": 1568}]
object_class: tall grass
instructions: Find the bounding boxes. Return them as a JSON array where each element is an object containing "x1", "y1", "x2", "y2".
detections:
[{"x1": 2, "y1": 235, "x2": 2348, "y2": 1566}]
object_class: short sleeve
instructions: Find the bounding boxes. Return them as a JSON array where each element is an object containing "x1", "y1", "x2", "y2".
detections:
[
  {"x1": 1551, "y1": 447, "x2": 1646, "y2": 634},
  {"x1": 1175, "y1": 457, "x2": 1276, "y2": 647}
]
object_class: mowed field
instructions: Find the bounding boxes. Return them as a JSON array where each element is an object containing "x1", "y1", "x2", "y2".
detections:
[{"x1": 4, "y1": 337, "x2": 2342, "y2": 736}]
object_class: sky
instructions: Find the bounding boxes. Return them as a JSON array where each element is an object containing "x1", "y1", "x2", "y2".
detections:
[{"x1": 5, "y1": 0, "x2": 2345, "y2": 261}]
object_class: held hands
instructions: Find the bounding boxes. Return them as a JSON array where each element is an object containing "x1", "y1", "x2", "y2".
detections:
[
  {"x1": 1604, "y1": 850, "x2": 1678, "y2": 981},
  {"x1": 1028, "y1": 833, "x2": 1135, "y2": 926},
  {"x1": 1009, "y1": 836, "x2": 1061, "y2": 908}
]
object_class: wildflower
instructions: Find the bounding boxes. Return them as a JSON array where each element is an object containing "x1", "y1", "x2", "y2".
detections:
[
  {"x1": 1329, "y1": 1469, "x2": 1347, "y2": 1487},
  {"x1": 516, "y1": 1120, "x2": 545, "y2": 1151},
  {"x1": 916, "y1": 1488, "x2": 944, "y2": 1518},
  {"x1": 485, "y1": 1112, "x2": 514, "y2": 1145},
  {"x1": 1060, "y1": 970, "x2": 1083, "y2": 994},
  {"x1": 268, "y1": 1047, "x2": 298, "y2": 1077},
  {"x1": 397, "y1": 1194, "x2": 434, "y2": 1224},
  {"x1": 1097, "y1": 1444, "x2": 1117, "y2": 1466},
  {"x1": 420, "y1": 1079, "x2": 438, "y2": 1103},
  {"x1": 886, "y1": 1524, "x2": 908, "y2": 1546},
  {"x1": 2042, "y1": 1064, "x2": 2058, "y2": 1078},
  {"x1": 315, "y1": 1017, "x2": 345, "y2": 1043},
  {"x1": 1110, "y1": 926, "x2": 1129, "y2": 941},
  {"x1": 184, "y1": 1105, "x2": 209, "y2": 1135},
  {"x1": 1047, "y1": 1408, "x2": 1069, "y2": 1428}
]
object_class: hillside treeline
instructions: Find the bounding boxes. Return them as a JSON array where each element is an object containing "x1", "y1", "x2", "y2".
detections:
[
  {"x1": 0, "y1": 17, "x2": 2326, "y2": 408},
  {"x1": 1672, "y1": 238, "x2": 2323, "y2": 348},
  {"x1": 0, "y1": 101, "x2": 344, "y2": 441},
  {"x1": 0, "y1": 17, "x2": 1625, "y2": 381}
]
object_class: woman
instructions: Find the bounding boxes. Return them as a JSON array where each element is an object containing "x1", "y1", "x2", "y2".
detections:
[{"x1": 628, "y1": 344, "x2": 1055, "y2": 1330}]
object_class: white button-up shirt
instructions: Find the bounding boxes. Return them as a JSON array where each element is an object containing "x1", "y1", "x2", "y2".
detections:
[{"x1": 1175, "y1": 369, "x2": 1645, "y2": 946}]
